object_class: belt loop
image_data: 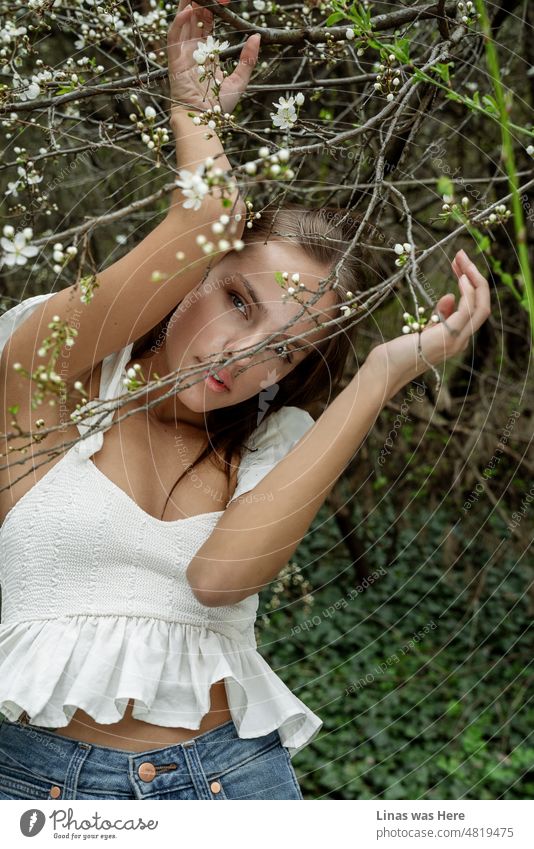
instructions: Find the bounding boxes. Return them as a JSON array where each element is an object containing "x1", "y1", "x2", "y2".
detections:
[
  {"x1": 61, "y1": 741, "x2": 92, "y2": 800},
  {"x1": 181, "y1": 741, "x2": 213, "y2": 800}
]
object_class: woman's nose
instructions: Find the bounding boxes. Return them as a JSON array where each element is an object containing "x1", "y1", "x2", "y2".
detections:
[{"x1": 228, "y1": 331, "x2": 267, "y2": 366}]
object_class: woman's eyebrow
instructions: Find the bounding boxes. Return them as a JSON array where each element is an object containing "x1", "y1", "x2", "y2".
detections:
[
  {"x1": 235, "y1": 273, "x2": 268, "y2": 317},
  {"x1": 234, "y1": 272, "x2": 304, "y2": 355}
]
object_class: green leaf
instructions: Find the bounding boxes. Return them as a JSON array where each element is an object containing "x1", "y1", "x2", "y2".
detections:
[
  {"x1": 325, "y1": 11, "x2": 346, "y2": 25},
  {"x1": 391, "y1": 38, "x2": 411, "y2": 64},
  {"x1": 8, "y1": 404, "x2": 19, "y2": 415},
  {"x1": 482, "y1": 94, "x2": 499, "y2": 115},
  {"x1": 434, "y1": 62, "x2": 451, "y2": 84},
  {"x1": 474, "y1": 234, "x2": 491, "y2": 253},
  {"x1": 437, "y1": 176, "x2": 454, "y2": 197}
]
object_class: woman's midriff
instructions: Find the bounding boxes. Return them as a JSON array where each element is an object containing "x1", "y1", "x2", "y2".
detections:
[{"x1": 45, "y1": 681, "x2": 232, "y2": 752}]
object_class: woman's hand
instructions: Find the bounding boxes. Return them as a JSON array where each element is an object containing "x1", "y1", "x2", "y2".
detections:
[
  {"x1": 366, "y1": 249, "x2": 492, "y2": 399},
  {"x1": 167, "y1": 0, "x2": 261, "y2": 116}
]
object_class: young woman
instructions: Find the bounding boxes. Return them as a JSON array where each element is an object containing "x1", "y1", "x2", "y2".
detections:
[{"x1": 0, "y1": 1, "x2": 491, "y2": 800}]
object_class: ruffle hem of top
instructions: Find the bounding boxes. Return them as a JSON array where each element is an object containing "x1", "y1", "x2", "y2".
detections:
[{"x1": 0, "y1": 616, "x2": 322, "y2": 758}]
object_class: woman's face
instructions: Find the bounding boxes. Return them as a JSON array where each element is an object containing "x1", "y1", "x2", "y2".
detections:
[{"x1": 154, "y1": 240, "x2": 337, "y2": 420}]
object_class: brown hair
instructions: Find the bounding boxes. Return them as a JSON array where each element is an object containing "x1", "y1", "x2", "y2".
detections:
[{"x1": 130, "y1": 204, "x2": 386, "y2": 511}]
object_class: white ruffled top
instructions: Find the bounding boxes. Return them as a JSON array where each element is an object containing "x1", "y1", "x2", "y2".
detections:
[{"x1": 0, "y1": 293, "x2": 323, "y2": 758}]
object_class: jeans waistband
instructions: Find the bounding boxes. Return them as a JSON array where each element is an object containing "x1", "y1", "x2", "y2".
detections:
[{"x1": 0, "y1": 715, "x2": 284, "y2": 799}]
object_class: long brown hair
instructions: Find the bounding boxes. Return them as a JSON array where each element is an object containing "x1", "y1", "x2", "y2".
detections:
[{"x1": 130, "y1": 204, "x2": 386, "y2": 507}]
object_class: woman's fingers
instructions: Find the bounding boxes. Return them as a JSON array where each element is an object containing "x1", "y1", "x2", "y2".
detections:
[
  {"x1": 452, "y1": 251, "x2": 491, "y2": 334},
  {"x1": 190, "y1": 1, "x2": 214, "y2": 34},
  {"x1": 241, "y1": 32, "x2": 262, "y2": 63},
  {"x1": 440, "y1": 278, "x2": 487, "y2": 350},
  {"x1": 457, "y1": 274, "x2": 478, "y2": 329},
  {"x1": 218, "y1": 32, "x2": 261, "y2": 113},
  {"x1": 227, "y1": 34, "x2": 261, "y2": 88},
  {"x1": 168, "y1": 3, "x2": 192, "y2": 55},
  {"x1": 442, "y1": 250, "x2": 491, "y2": 342},
  {"x1": 179, "y1": 2, "x2": 219, "y2": 66},
  {"x1": 457, "y1": 250, "x2": 492, "y2": 316}
]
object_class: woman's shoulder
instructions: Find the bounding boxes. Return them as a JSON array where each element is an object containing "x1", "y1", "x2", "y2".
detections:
[
  {"x1": 242, "y1": 406, "x2": 315, "y2": 461},
  {"x1": 245, "y1": 406, "x2": 315, "y2": 454},
  {"x1": 227, "y1": 406, "x2": 315, "y2": 507}
]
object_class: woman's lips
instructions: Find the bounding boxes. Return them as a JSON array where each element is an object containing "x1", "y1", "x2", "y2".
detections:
[
  {"x1": 195, "y1": 357, "x2": 231, "y2": 391},
  {"x1": 204, "y1": 371, "x2": 228, "y2": 392}
]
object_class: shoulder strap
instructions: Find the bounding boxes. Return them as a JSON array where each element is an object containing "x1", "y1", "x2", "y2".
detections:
[
  {"x1": 75, "y1": 343, "x2": 134, "y2": 459},
  {"x1": 0, "y1": 292, "x2": 56, "y2": 359},
  {"x1": 0, "y1": 291, "x2": 135, "y2": 460}
]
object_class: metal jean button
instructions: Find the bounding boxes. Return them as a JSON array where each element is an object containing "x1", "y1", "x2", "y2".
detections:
[{"x1": 138, "y1": 762, "x2": 156, "y2": 782}]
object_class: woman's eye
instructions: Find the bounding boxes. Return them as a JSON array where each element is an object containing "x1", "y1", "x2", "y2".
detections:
[
  {"x1": 229, "y1": 290, "x2": 292, "y2": 363},
  {"x1": 230, "y1": 291, "x2": 248, "y2": 317},
  {"x1": 274, "y1": 343, "x2": 293, "y2": 364}
]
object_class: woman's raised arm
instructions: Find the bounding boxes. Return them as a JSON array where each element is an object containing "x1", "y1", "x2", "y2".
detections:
[{"x1": 1, "y1": 0, "x2": 260, "y2": 389}]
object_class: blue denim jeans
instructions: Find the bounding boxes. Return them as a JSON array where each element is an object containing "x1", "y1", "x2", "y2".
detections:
[{"x1": 0, "y1": 717, "x2": 304, "y2": 800}]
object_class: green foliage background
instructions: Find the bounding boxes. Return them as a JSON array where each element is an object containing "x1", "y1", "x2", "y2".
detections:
[{"x1": 256, "y1": 496, "x2": 532, "y2": 800}]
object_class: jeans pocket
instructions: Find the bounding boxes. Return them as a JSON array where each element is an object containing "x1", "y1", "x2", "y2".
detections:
[
  {"x1": 0, "y1": 766, "x2": 58, "y2": 800},
  {"x1": 215, "y1": 740, "x2": 303, "y2": 800}
]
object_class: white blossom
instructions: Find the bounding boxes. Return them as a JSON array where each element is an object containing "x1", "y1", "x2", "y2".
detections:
[
  {"x1": 16, "y1": 165, "x2": 42, "y2": 187},
  {"x1": 5, "y1": 179, "x2": 21, "y2": 197},
  {"x1": 175, "y1": 163, "x2": 210, "y2": 210},
  {"x1": 12, "y1": 72, "x2": 40, "y2": 102},
  {"x1": 1, "y1": 230, "x2": 39, "y2": 267},
  {"x1": 270, "y1": 95, "x2": 298, "y2": 130},
  {"x1": 192, "y1": 35, "x2": 230, "y2": 65}
]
